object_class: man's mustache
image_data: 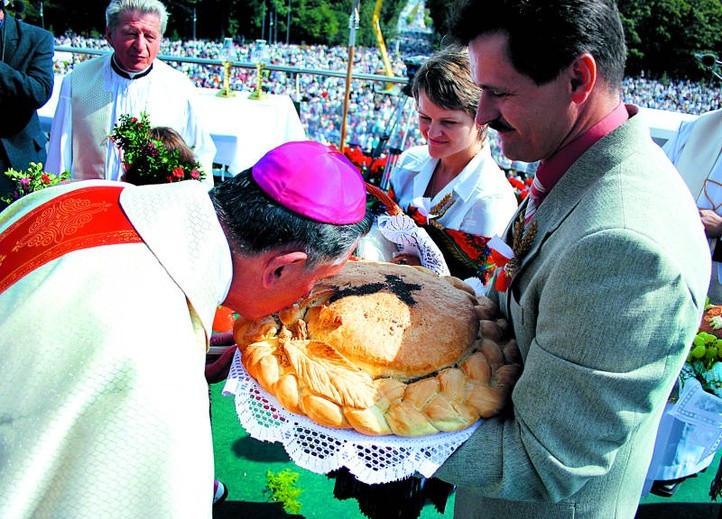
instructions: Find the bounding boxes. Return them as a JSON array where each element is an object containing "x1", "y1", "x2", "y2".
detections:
[{"x1": 488, "y1": 119, "x2": 513, "y2": 132}]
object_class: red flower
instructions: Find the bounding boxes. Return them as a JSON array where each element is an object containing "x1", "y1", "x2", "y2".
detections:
[
  {"x1": 172, "y1": 166, "x2": 184, "y2": 179},
  {"x1": 41, "y1": 173, "x2": 51, "y2": 183},
  {"x1": 506, "y1": 172, "x2": 531, "y2": 203},
  {"x1": 344, "y1": 146, "x2": 364, "y2": 165},
  {"x1": 508, "y1": 177, "x2": 524, "y2": 189}
]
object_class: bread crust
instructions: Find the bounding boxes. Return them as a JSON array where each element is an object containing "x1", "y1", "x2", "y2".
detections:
[{"x1": 235, "y1": 261, "x2": 521, "y2": 436}]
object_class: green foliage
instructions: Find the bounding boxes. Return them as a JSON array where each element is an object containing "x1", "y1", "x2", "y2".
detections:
[
  {"x1": 609, "y1": 0, "x2": 722, "y2": 79},
  {"x1": 302, "y1": 0, "x2": 342, "y2": 43},
  {"x1": 35, "y1": 0, "x2": 406, "y2": 48},
  {"x1": 265, "y1": 468, "x2": 303, "y2": 515},
  {"x1": 425, "y1": 0, "x2": 456, "y2": 40},
  {"x1": 109, "y1": 113, "x2": 205, "y2": 185},
  {"x1": 423, "y1": 0, "x2": 722, "y2": 81},
  {"x1": 1, "y1": 163, "x2": 70, "y2": 205}
]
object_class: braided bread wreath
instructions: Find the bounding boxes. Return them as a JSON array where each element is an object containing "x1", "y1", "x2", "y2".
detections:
[{"x1": 233, "y1": 260, "x2": 522, "y2": 437}]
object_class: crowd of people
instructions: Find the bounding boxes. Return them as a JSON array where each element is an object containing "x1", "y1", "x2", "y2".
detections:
[
  {"x1": 2, "y1": 1, "x2": 720, "y2": 518},
  {"x1": 52, "y1": 33, "x2": 722, "y2": 166}
]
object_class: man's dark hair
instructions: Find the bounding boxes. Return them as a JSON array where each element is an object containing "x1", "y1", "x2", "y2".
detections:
[
  {"x1": 209, "y1": 170, "x2": 373, "y2": 268},
  {"x1": 449, "y1": 0, "x2": 627, "y2": 90}
]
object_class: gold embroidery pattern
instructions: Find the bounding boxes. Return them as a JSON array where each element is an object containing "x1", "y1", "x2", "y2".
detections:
[
  {"x1": 0, "y1": 230, "x2": 140, "y2": 293},
  {"x1": 428, "y1": 193, "x2": 455, "y2": 230},
  {"x1": 11, "y1": 197, "x2": 113, "y2": 253},
  {"x1": 0, "y1": 186, "x2": 143, "y2": 296}
]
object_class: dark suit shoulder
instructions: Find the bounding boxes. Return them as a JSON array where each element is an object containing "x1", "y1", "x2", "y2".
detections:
[{"x1": 12, "y1": 17, "x2": 54, "y2": 45}]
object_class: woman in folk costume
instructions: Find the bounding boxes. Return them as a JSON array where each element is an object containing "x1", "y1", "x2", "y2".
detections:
[
  {"x1": 387, "y1": 45, "x2": 518, "y2": 286},
  {"x1": 326, "y1": 46, "x2": 518, "y2": 519}
]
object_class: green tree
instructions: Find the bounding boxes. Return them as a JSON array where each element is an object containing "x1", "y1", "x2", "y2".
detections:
[
  {"x1": 424, "y1": 0, "x2": 722, "y2": 81},
  {"x1": 284, "y1": 0, "x2": 403, "y2": 48},
  {"x1": 297, "y1": 0, "x2": 342, "y2": 43},
  {"x1": 619, "y1": 0, "x2": 722, "y2": 79},
  {"x1": 425, "y1": 0, "x2": 454, "y2": 44},
  {"x1": 29, "y1": 0, "x2": 722, "y2": 81}
]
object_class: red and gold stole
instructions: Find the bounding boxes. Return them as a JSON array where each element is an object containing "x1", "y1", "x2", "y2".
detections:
[{"x1": 0, "y1": 186, "x2": 142, "y2": 295}]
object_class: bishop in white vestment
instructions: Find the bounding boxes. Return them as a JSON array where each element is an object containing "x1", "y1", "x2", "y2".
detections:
[
  {"x1": 0, "y1": 180, "x2": 231, "y2": 518},
  {"x1": 0, "y1": 140, "x2": 371, "y2": 518}
]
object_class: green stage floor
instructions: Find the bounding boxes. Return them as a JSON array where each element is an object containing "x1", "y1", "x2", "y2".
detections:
[{"x1": 210, "y1": 382, "x2": 722, "y2": 519}]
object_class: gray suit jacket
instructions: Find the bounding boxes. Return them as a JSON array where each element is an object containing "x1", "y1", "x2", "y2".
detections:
[
  {"x1": 0, "y1": 13, "x2": 54, "y2": 207},
  {"x1": 434, "y1": 109, "x2": 711, "y2": 518}
]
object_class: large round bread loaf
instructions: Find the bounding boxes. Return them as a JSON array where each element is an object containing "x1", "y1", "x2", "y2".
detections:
[
  {"x1": 234, "y1": 260, "x2": 521, "y2": 436},
  {"x1": 301, "y1": 261, "x2": 480, "y2": 379}
]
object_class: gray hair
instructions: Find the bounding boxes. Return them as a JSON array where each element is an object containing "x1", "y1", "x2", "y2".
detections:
[{"x1": 106, "y1": 0, "x2": 169, "y2": 35}]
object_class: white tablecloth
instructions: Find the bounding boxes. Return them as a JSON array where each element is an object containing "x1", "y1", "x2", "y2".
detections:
[
  {"x1": 196, "y1": 88, "x2": 307, "y2": 174},
  {"x1": 37, "y1": 76, "x2": 307, "y2": 175}
]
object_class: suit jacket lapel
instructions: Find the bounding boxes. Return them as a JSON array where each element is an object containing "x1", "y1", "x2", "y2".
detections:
[{"x1": 503, "y1": 113, "x2": 644, "y2": 296}]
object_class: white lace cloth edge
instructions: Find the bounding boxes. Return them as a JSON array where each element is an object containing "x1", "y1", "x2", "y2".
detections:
[
  {"x1": 377, "y1": 213, "x2": 451, "y2": 277},
  {"x1": 670, "y1": 373, "x2": 722, "y2": 460},
  {"x1": 221, "y1": 349, "x2": 480, "y2": 484}
]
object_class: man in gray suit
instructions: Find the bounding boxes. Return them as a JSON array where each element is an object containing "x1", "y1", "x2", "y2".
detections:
[
  {"x1": 0, "y1": 1, "x2": 54, "y2": 210},
  {"x1": 434, "y1": 1, "x2": 711, "y2": 517}
]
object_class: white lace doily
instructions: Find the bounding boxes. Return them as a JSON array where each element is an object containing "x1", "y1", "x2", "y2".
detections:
[
  {"x1": 670, "y1": 375, "x2": 722, "y2": 460},
  {"x1": 377, "y1": 213, "x2": 450, "y2": 277},
  {"x1": 222, "y1": 349, "x2": 480, "y2": 484}
]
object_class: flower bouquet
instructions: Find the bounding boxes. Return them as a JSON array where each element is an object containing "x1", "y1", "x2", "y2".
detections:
[
  {"x1": 683, "y1": 300, "x2": 722, "y2": 396},
  {"x1": 1, "y1": 162, "x2": 70, "y2": 205},
  {"x1": 338, "y1": 144, "x2": 391, "y2": 185},
  {"x1": 506, "y1": 171, "x2": 533, "y2": 204},
  {"x1": 109, "y1": 112, "x2": 205, "y2": 185}
]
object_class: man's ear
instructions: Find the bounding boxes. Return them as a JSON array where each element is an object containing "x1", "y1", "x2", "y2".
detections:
[
  {"x1": 570, "y1": 53, "x2": 596, "y2": 103},
  {"x1": 262, "y1": 251, "x2": 308, "y2": 288}
]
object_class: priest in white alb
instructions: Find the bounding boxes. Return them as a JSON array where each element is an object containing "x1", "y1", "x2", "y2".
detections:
[{"x1": 45, "y1": 0, "x2": 216, "y2": 188}]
